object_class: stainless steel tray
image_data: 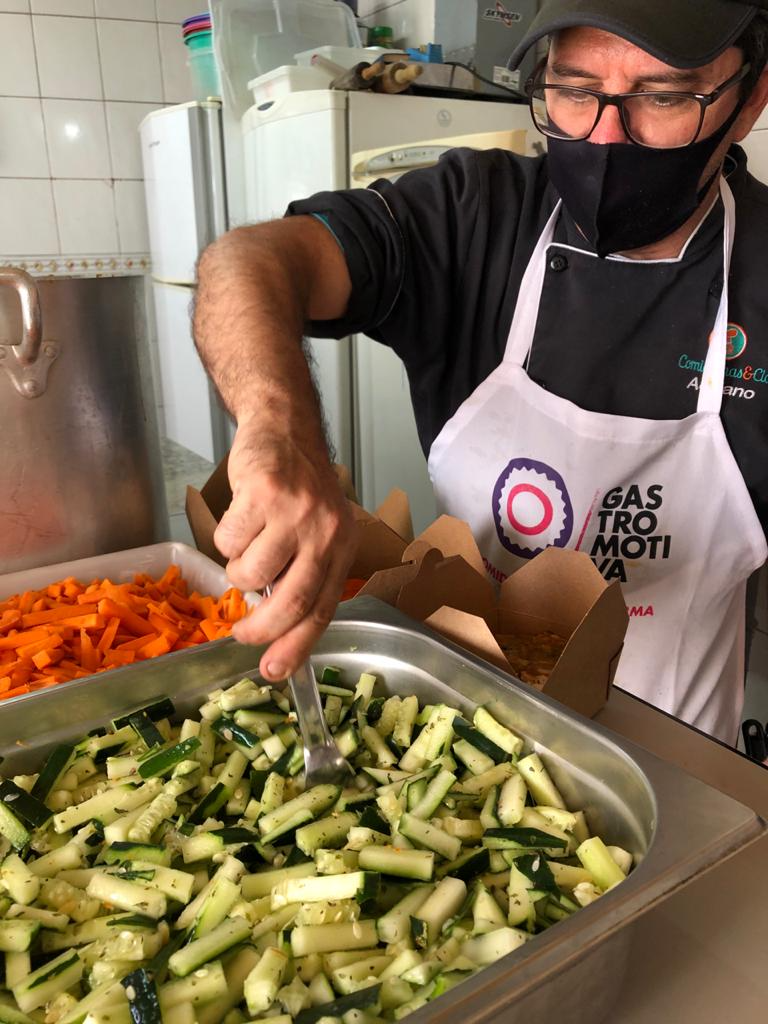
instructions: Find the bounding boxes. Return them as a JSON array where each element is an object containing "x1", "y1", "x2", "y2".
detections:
[{"x1": 4, "y1": 597, "x2": 764, "y2": 1024}]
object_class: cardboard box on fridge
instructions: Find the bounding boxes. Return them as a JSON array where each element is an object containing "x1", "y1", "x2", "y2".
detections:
[
  {"x1": 358, "y1": 515, "x2": 629, "y2": 719},
  {"x1": 184, "y1": 455, "x2": 416, "y2": 576}
]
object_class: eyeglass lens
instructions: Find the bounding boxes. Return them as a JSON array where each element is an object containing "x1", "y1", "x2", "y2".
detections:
[{"x1": 531, "y1": 86, "x2": 704, "y2": 148}]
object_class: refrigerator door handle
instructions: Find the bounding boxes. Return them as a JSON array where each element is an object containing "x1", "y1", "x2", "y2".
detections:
[{"x1": 351, "y1": 144, "x2": 452, "y2": 181}]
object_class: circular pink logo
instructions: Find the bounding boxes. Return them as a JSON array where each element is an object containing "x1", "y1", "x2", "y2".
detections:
[{"x1": 492, "y1": 458, "x2": 573, "y2": 559}]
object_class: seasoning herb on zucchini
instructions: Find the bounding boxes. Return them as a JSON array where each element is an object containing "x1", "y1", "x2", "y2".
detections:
[{"x1": 0, "y1": 675, "x2": 632, "y2": 1023}]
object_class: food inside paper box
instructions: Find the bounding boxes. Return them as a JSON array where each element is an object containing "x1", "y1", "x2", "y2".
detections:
[{"x1": 497, "y1": 631, "x2": 568, "y2": 687}]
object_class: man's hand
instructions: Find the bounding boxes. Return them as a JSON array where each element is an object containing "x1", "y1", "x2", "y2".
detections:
[
  {"x1": 193, "y1": 217, "x2": 355, "y2": 677},
  {"x1": 215, "y1": 417, "x2": 355, "y2": 681}
]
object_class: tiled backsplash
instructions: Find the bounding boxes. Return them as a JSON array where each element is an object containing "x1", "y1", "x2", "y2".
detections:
[{"x1": 0, "y1": 0, "x2": 203, "y2": 273}]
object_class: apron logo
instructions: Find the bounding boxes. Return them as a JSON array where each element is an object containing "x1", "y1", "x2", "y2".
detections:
[
  {"x1": 589, "y1": 484, "x2": 672, "y2": 583},
  {"x1": 726, "y1": 323, "x2": 747, "y2": 360},
  {"x1": 492, "y1": 458, "x2": 574, "y2": 559}
]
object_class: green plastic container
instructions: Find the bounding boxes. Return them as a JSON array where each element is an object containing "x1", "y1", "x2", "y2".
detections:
[
  {"x1": 186, "y1": 40, "x2": 221, "y2": 100},
  {"x1": 184, "y1": 29, "x2": 212, "y2": 51}
]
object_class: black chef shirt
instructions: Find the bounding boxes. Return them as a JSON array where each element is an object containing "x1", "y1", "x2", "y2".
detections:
[{"x1": 287, "y1": 144, "x2": 768, "y2": 536}]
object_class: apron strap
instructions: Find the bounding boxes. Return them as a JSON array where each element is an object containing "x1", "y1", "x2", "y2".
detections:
[
  {"x1": 504, "y1": 179, "x2": 736, "y2": 415},
  {"x1": 696, "y1": 178, "x2": 736, "y2": 415},
  {"x1": 503, "y1": 200, "x2": 562, "y2": 367}
]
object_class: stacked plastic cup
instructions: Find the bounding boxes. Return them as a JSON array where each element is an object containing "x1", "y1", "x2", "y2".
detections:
[{"x1": 183, "y1": 13, "x2": 221, "y2": 99}]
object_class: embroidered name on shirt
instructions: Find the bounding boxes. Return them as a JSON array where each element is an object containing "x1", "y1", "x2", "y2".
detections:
[
  {"x1": 677, "y1": 324, "x2": 762, "y2": 401},
  {"x1": 684, "y1": 376, "x2": 756, "y2": 400},
  {"x1": 589, "y1": 485, "x2": 672, "y2": 583}
]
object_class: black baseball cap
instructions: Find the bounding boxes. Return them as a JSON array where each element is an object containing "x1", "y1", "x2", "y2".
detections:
[{"x1": 508, "y1": 0, "x2": 768, "y2": 70}]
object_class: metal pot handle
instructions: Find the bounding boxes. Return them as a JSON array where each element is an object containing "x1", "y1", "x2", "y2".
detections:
[{"x1": 0, "y1": 267, "x2": 58, "y2": 398}]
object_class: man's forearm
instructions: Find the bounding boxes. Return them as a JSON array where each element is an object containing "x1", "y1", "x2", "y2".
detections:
[
  {"x1": 194, "y1": 220, "x2": 325, "y2": 447},
  {"x1": 191, "y1": 216, "x2": 356, "y2": 681}
]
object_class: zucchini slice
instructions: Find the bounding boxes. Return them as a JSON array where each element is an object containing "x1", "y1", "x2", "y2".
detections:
[
  {"x1": 122, "y1": 967, "x2": 162, "y2": 1024},
  {"x1": 30, "y1": 744, "x2": 74, "y2": 803},
  {"x1": 137, "y1": 739, "x2": 201, "y2": 780},
  {"x1": 294, "y1": 982, "x2": 381, "y2": 1024},
  {"x1": 112, "y1": 699, "x2": 176, "y2": 729}
]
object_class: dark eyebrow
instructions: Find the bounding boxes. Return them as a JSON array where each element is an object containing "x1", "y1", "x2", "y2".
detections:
[{"x1": 549, "y1": 61, "x2": 704, "y2": 88}]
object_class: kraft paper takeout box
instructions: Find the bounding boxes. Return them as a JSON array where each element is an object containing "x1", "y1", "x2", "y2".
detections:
[
  {"x1": 358, "y1": 515, "x2": 629, "y2": 719},
  {"x1": 184, "y1": 455, "x2": 415, "y2": 575},
  {"x1": 186, "y1": 461, "x2": 628, "y2": 718}
]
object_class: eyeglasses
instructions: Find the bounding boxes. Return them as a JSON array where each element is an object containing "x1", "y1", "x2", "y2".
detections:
[{"x1": 527, "y1": 61, "x2": 751, "y2": 149}]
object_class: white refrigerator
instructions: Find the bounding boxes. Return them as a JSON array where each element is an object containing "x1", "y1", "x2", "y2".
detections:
[
  {"x1": 242, "y1": 88, "x2": 537, "y2": 532},
  {"x1": 140, "y1": 101, "x2": 232, "y2": 464}
]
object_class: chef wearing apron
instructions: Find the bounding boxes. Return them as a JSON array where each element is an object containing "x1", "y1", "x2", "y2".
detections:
[
  {"x1": 428, "y1": 178, "x2": 767, "y2": 744},
  {"x1": 193, "y1": 0, "x2": 768, "y2": 742}
]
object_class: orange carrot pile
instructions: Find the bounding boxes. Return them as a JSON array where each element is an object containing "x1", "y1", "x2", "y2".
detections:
[{"x1": 0, "y1": 565, "x2": 247, "y2": 701}]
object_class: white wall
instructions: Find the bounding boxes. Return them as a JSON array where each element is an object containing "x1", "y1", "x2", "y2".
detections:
[
  {"x1": 357, "y1": 0, "x2": 475, "y2": 53},
  {"x1": 0, "y1": 0, "x2": 203, "y2": 275}
]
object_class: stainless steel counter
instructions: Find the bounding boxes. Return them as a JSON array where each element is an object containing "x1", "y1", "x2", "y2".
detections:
[
  {"x1": 2, "y1": 596, "x2": 764, "y2": 1024},
  {"x1": 595, "y1": 690, "x2": 768, "y2": 1021}
]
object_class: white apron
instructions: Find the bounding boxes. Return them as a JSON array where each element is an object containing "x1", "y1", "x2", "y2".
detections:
[{"x1": 428, "y1": 179, "x2": 767, "y2": 744}]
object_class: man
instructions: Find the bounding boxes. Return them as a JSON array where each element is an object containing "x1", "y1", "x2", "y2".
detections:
[{"x1": 194, "y1": 0, "x2": 768, "y2": 743}]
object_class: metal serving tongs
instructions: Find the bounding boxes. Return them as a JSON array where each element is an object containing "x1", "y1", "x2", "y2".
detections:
[{"x1": 263, "y1": 584, "x2": 354, "y2": 788}]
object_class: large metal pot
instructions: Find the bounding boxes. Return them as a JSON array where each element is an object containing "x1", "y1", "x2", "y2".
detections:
[{"x1": 0, "y1": 268, "x2": 168, "y2": 573}]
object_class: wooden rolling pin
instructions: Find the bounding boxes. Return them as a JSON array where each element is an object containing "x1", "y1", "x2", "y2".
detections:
[
  {"x1": 328, "y1": 60, "x2": 386, "y2": 91},
  {"x1": 372, "y1": 61, "x2": 424, "y2": 94}
]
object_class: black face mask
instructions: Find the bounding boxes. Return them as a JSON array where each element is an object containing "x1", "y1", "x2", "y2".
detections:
[{"x1": 546, "y1": 104, "x2": 742, "y2": 257}]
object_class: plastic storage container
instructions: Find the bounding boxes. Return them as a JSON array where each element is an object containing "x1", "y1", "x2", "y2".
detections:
[
  {"x1": 293, "y1": 44, "x2": 392, "y2": 68},
  {"x1": 247, "y1": 64, "x2": 331, "y2": 105},
  {"x1": 184, "y1": 27, "x2": 222, "y2": 99},
  {"x1": 211, "y1": 0, "x2": 362, "y2": 116}
]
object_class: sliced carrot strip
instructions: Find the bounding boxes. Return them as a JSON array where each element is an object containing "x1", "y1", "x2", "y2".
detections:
[
  {"x1": 96, "y1": 617, "x2": 121, "y2": 653},
  {"x1": 0, "y1": 628, "x2": 50, "y2": 651},
  {"x1": 22, "y1": 604, "x2": 99, "y2": 628},
  {"x1": 0, "y1": 565, "x2": 247, "y2": 699}
]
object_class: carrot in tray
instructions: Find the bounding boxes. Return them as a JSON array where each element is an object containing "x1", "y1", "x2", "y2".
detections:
[
  {"x1": 0, "y1": 628, "x2": 51, "y2": 651},
  {"x1": 96, "y1": 616, "x2": 121, "y2": 653},
  {"x1": 0, "y1": 565, "x2": 247, "y2": 701},
  {"x1": 22, "y1": 603, "x2": 100, "y2": 628},
  {"x1": 97, "y1": 598, "x2": 153, "y2": 636}
]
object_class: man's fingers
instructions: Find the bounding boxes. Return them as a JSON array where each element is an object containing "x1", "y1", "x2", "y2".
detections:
[
  {"x1": 224, "y1": 521, "x2": 299, "y2": 593},
  {"x1": 254, "y1": 551, "x2": 353, "y2": 680},
  {"x1": 231, "y1": 544, "x2": 352, "y2": 679},
  {"x1": 231, "y1": 549, "x2": 328, "y2": 649},
  {"x1": 214, "y1": 498, "x2": 266, "y2": 562}
]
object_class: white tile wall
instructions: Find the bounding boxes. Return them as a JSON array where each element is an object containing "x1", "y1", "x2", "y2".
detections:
[
  {"x1": 1, "y1": 0, "x2": 198, "y2": 265},
  {"x1": 357, "y1": 0, "x2": 473, "y2": 52},
  {"x1": 30, "y1": 0, "x2": 94, "y2": 15},
  {"x1": 114, "y1": 178, "x2": 150, "y2": 252},
  {"x1": 97, "y1": 19, "x2": 164, "y2": 102},
  {"x1": 155, "y1": 0, "x2": 205, "y2": 23},
  {"x1": 0, "y1": 97, "x2": 48, "y2": 176},
  {"x1": 105, "y1": 100, "x2": 158, "y2": 178},
  {"x1": 0, "y1": 13, "x2": 39, "y2": 97},
  {"x1": 95, "y1": 0, "x2": 155, "y2": 19},
  {"x1": 158, "y1": 21, "x2": 192, "y2": 104},
  {"x1": 43, "y1": 98, "x2": 111, "y2": 178},
  {"x1": 0, "y1": 179, "x2": 58, "y2": 253},
  {"x1": 53, "y1": 178, "x2": 118, "y2": 252},
  {"x1": 377, "y1": 0, "x2": 434, "y2": 47},
  {"x1": 33, "y1": 15, "x2": 103, "y2": 99}
]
